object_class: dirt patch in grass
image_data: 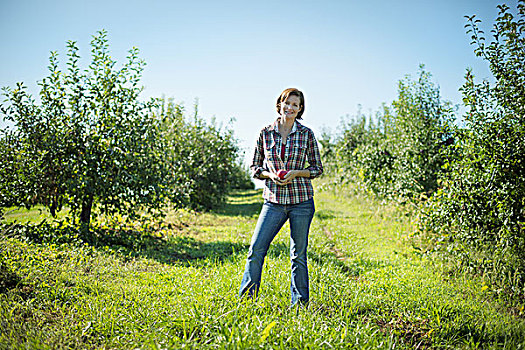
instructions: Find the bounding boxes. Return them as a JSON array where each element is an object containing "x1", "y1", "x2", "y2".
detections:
[{"x1": 375, "y1": 315, "x2": 433, "y2": 349}]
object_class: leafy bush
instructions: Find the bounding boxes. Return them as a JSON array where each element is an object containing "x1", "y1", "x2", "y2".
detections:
[
  {"x1": 385, "y1": 67, "x2": 455, "y2": 199},
  {"x1": 420, "y1": 1, "x2": 525, "y2": 297},
  {"x1": 154, "y1": 97, "x2": 253, "y2": 210},
  {"x1": 228, "y1": 162, "x2": 256, "y2": 190},
  {"x1": 327, "y1": 109, "x2": 391, "y2": 195},
  {"x1": 0, "y1": 31, "x2": 252, "y2": 224},
  {"x1": 0, "y1": 30, "x2": 166, "y2": 225},
  {"x1": 329, "y1": 66, "x2": 455, "y2": 200}
]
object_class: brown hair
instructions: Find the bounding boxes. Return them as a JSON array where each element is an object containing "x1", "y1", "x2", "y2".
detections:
[{"x1": 276, "y1": 88, "x2": 305, "y2": 120}]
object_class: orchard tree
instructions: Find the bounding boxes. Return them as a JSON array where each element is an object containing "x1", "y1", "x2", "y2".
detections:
[
  {"x1": 154, "y1": 97, "x2": 252, "y2": 210},
  {"x1": 0, "y1": 30, "x2": 167, "y2": 226},
  {"x1": 331, "y1": 66, "x2": 455, "y2": 199},
  {"x1": 422, "y1": 1, "x2": 525, "y2": 295},
  {"x1": 385, "y1": 66, "x2": 456, "y2": 199}
]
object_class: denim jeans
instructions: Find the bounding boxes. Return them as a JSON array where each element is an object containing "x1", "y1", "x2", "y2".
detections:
[{"x1": 238, "y1": 198, "x2": 315, "y2": 305}]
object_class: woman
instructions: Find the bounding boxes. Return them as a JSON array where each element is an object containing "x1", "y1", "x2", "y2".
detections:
[{"x1": 239, "y1": 88, "x2": 323, "y2": 306}]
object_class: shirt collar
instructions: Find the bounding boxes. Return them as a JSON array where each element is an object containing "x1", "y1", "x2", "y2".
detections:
[{"x1": 270, "y1": 118, "x2": 303, "y2": 134}]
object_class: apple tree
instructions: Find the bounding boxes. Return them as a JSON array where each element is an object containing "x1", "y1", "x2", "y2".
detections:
[
  {"x1": 0, "y1": 30, "x2": 168, "y2": 226},
  {"x1": 154, "y1": 97, "x2": 252, "y2": 210},
  {"x1": 421, "y1": 1, "x2": 525, "y2": 295}
]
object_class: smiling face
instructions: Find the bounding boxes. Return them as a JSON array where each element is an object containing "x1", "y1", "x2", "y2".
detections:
[
  {"x1": 279, "y1": 95, "x2": 302, "y2": 120},
  {"x1": 276, "y1": 88, "x2": 305, "y2": 120}
]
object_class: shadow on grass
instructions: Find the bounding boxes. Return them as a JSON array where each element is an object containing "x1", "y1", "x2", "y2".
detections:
[
  {"x1": 138, "y1": 235, "x2": 242, "y2": 265},
  {"x1": 1, "y1": 222, "x2": 247, "y2": 266},
  {"x1": 114, "y1": 234, "x2": 249, "y2": 266},
  {"x1": 1, "y1": 213, "x2": 388, "y2": 274},
  {"x1": 265, "y1": 241, "x2": 390, "y2": 278},
  {"x1": 214, "y1": 189, "x2": 263, "y2": 217}
]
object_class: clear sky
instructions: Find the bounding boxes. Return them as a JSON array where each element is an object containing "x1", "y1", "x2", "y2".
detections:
[{"x1": 0, "y1": 0, "x2": 514, "y2": 163}]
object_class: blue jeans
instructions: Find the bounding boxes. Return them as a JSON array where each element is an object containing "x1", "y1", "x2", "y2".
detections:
[{"x1": 239, "y1": 198, "x2": 315, "y2": 305}]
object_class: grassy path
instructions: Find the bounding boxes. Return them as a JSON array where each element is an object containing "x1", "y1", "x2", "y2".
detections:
[{"x1": 1, "y1": 188, "x2": 524, "y2": 349}]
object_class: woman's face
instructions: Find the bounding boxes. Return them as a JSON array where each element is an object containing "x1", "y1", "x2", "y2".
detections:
[{"x1": 280, "y1": 95, "x2": 302, "y2": 120}]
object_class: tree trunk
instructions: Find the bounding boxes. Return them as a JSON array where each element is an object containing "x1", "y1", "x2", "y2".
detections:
[
  {"x1": 50, "y1": 200, "x2": 57, "y2": 218},
  {"x1": 80, "y1": 193, "x2": 94, "y2": 226}
]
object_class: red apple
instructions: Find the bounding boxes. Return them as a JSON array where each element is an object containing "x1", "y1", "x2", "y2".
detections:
[{"x1": 277, "y1": 169, "x2": 288, "y2": 180}]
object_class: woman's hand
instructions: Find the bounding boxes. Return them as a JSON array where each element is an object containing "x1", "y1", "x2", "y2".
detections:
[
  {"x1": 265, "y1": 169, "x2": 309, "y2": 186},
  {"x1": 268, "y1": 171, "x2": 287, "y2": 186},
  {"x1": 279, "y1": 170, "x2": 299, "y2": 185}
]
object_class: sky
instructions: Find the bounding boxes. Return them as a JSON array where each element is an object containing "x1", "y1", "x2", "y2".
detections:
[{"x1": 0, "y1": 0, "x2": 515, "y2": 164}]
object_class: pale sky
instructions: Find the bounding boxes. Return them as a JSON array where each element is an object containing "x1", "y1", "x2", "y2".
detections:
[{"x1": 0, "y1": 0, "x2": 513, "y2": 163}]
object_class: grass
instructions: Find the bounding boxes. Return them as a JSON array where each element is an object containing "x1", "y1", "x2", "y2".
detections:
[
  {"x1": 2, "y1": 205, "x2": 70, "y2": 224},
  {"x1": 1, "y1": 186, "x2": 524, "y2": 349}
]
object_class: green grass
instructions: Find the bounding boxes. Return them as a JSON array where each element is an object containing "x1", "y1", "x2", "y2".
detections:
[
  {"x1": 2, "y1": 205, "x2": 70, "y2": 224},
  {"x1": 1, "y1": 187, "x2": 524, "y2": 349}
]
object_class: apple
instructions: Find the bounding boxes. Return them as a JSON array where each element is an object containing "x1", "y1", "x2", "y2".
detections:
[{"x1": 277, "y1": 169, "x2": 288, "y2": 180}]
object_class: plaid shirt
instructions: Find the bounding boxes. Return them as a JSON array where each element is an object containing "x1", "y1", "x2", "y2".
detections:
[{"x1": 251, "y1": 119, "x2": 323, "y2": 204}]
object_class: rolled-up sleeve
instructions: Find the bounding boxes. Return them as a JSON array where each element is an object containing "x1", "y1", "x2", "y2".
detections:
[
  {"x1": 306, "y1": 131, "x2": 323, "y2": 179},
  {"x1": 250, "y1": 130, "x2": 268, "y2": 179}
]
